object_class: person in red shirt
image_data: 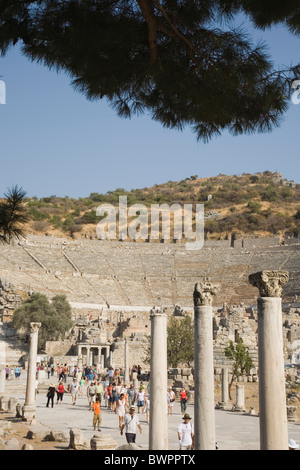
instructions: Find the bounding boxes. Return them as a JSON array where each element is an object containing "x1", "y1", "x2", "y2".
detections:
[
  {"x1": 180, "y1": 386, "x2": 188, "y2": 414},
  {"x1": 56, "y1": 381, "x2": 65, "y2": 405},
  {"x1": 106, "y1": 383, "x2": 112, "y2": 410}
]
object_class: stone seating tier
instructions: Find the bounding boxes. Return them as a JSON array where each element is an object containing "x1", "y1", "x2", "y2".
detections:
[{"x1": 0, "y1": 235, "x2": 299, "y2": 308}]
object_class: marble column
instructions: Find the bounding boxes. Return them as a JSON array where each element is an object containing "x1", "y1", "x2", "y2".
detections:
[
  {"x1": 23, "y1": 322, "x2": 41, "y2": 422},
  {"x1": 249, "y1": 270, "x2": 289, "y2": 450},
  {"x1": 219, "y1": 367, "x2": 230, "y2": 409},
  {"x1": 124, "y1": 338, "x2": 130, "y2": 384},
  {"x1": 0, "y1": 365, "x2": 5, "y2": 395},
  {"x1": 193, "y1": 280, "x2": 218, "y2": 450},
  {"x1": 87, "y1": 346, "x2": 91, "y2": 366},
  {"x1": 235, "y1": 384, "x2": 245, "y2": 412},
  {"x1": 149, "y1": 307, "x2": 168, "y2": 450}
]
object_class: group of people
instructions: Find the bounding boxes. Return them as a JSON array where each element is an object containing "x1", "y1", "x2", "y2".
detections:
[
  {"x1": 105, "y1": 382, "x2": 151, "y2": 427},
  {"x1": 5, "y1": 365, "x2": 21, "y2": 380},
  {"x1": 44, "y1": 364, "x2": 196, "y2": 449}
]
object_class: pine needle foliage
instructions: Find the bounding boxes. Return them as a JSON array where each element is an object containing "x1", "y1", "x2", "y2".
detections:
[{"x1": 0, "y1": 1, "x2": 299, "y2": 141}]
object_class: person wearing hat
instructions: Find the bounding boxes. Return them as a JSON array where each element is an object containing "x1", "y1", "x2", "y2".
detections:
[
  {"x1": 120, "y1": 405, "x2": 142, "y2": 444},
  {"x1": 46, "y1": 383, "x2": 56, "y2": 408},
  {"x1": 288, "y1": 438, "x2": 299, "y2": 450},
  {"x1": 177, "y1": 413, "x2": 194, "y2": 450},
  {"x1": 167, "y1": 387, "x2": 176, "y2": 415}
]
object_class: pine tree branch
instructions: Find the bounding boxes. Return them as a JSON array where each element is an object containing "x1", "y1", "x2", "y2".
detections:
[{"x1": 136, "y1": 0, "x2": 158, "y2": 62}]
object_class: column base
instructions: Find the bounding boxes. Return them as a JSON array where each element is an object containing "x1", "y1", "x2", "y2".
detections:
[
  {"x1": 215, "y1": 401, "x2": 232, "y2": 411},
  {"x1": 22, "y1": 404, "x2": 37, "y2": 423}
]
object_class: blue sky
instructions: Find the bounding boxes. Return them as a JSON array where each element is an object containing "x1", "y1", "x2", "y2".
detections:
[{"x1": 0, "y1": 18, "x2": 300, "y2": 199}]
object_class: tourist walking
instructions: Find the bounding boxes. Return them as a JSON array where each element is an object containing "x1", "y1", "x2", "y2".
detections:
[
  {"x1": 87, "y1": 381, "x2": 96, "y2": 410},
  {"x1": 93, "y1": 398, "x2": 102, "y2": 431},
  {"x1": 145, "y1": 395, "x2": 150, "y2": 424},
  {"x1": 70, "y1": 378, "x2": 79, "y2": 405},
  {"x1": 79, "y1": 376, "x2": 85, "y2": 396},
  {"x1": 180, "y1": 386, "x2": 188, "y2": 414},
  {"x1": 127, "y1": 384, "x2": 136, "y2": 408},
  {"x1": 110, "y1": 383, "x2": 119, "y2": 413},
  {"x1": 14, "y1": 366, "x2": 20, "y2": 380},
  {"x1": 120, "y1": 406, "x2": 142, "y2": 444},
  {"x1": 167, "y1": 387, "x2": 176, "y2": 415},
  {"x1": 46, "y1": 383, "x2": 56, "y2": 408},
  {"x1": 177, "y1": 413, "x2": 194, "y2": 450},
  {"x1": 95, "y1": 380, "x2": 104, "y2": 403},
  {"x1": 136, "y1": 388, "x2": 145, "y2": 414},
  {"x1": 117, "y1": 393, "x2": 127, "y2": 429},
  {"x1": 106, "y1": 382, "x2": 112, "y2": 409},
  {"x1": 56, "y1": 381, "x2": 65, "y2": 405}
]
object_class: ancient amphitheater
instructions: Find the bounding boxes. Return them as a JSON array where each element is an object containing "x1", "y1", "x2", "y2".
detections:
[
  {"x1": 1, "y1": 233, "x2": 300, "y2": 368},
  {"x1": 0, "y1": 234, "x2": 300, "y2": 307}
]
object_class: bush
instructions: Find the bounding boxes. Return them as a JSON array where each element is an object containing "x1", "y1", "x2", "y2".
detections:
[
  {"x1": 247, "y1": 201, "x2": 262, "y2": 214},
  {"x1": 260, "y1": 187, "x2": 279, "y2": 202}
]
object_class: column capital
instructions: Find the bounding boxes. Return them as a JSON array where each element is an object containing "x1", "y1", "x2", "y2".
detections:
[
  {"x1": 150, "y1": 306, "x2": 167, "y2": 317},
  {"x1": 249, "y1": 270, "x2": 289, "y2": 297},
  {"x1": 29, "y1": 322, "x2": 41, "y2": 333},
  {"x1": 193, "y1": 280, "x2": 218, "y2": 307}
]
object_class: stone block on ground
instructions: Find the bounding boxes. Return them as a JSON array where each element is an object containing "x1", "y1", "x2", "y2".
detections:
[{"x1": 69, "y1": 428, "x2": 90, "y2": 450}]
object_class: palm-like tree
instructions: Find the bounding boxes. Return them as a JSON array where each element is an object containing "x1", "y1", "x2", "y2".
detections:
[{"x1": 0, "y1": 185, "x2": 29, "y2": 244}]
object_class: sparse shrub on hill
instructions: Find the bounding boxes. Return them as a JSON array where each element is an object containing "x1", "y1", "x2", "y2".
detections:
[{"x1": 21, "y1": 172, "x2": 300, "y2": 239}]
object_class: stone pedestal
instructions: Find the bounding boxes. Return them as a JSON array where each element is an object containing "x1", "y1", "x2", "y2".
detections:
[
  {"x1": 149, "y1": 307, "x2": 168, "y2": 450},
  {"x1": 249, "y1": 270, "x2": 289, "y2": 450},
  {"x1": 287, "y1": 406, "x2": 298, "y2": 423},
  {"x1": 22, "y1": 323, "x2": 41, "y2": 422},
  {"x1": 90, "y1": 433, "x2": 117, "y2": 450},
  {"x1": 193, "y1": 280, "x2": 218, "y2": 450}
]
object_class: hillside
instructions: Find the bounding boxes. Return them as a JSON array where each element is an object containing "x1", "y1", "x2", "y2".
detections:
[{"x1": 21, "y1": 171, "x2": 300, "y2": 241}]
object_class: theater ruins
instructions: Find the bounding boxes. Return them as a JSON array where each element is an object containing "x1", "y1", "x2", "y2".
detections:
[
  {"x1": 0, "y1": 235, "x2": 300, "y2": 382},
  {"x1": 0, "y1": 232, "x2": 299, "y2": 377}
]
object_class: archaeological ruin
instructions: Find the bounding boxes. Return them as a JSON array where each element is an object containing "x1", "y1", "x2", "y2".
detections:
[{"x1": 0, "y1": 233, "x2": 300, "y2": 372}]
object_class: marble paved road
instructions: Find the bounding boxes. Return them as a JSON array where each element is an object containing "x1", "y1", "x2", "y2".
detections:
[{"x1": 5, "y1": 375, "x2": 300, "y2": 450}]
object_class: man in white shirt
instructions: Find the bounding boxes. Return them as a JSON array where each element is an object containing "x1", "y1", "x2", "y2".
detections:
[
  {"x1": 120, "y1": 406, "x2": 142, "y2": 443},
  {"x1": 177, "y1": 413, "x2": 194, "y2": 450}
]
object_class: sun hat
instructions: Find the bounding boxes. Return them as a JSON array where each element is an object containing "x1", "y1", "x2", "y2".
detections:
[
  {"x1": 288, "y1": 438, "x2": 299, "y2": 449},
  {"x1": 182, "y1": 413, "x2": 192, "y2": 420}
]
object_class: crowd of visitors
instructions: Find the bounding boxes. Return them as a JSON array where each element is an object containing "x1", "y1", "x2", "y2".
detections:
[{"x1": 42, "y1": 363, "x2": 195, "y2": 448}]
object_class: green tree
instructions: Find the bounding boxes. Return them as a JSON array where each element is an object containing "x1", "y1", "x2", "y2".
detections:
[
  {"x1": 167, "y1": 315, "x2": 194, "y2": 367},
  {"x1": 143, "y1": 314, "x2": 194, "y2": 367},
  {"x1": 12, "y1": 292, "x2": 73, "y2": 351},
  {"x1": 225, "y1": 337, "x2": 253, "y2": 400},
  {"x1": 0, "y1": 185, "x2": 29, "y2": 244},
  {"x1": 0, "y1": 1, "x2": 299, "y2": 141}
]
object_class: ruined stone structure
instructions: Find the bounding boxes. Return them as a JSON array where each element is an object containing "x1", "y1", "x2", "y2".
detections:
[
  {"x1": 0, "y1": 279, "x2": 22, "y2": 323},
  {"x1": 0, "y1": 234, "x2": 299, "y2": 368}
]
